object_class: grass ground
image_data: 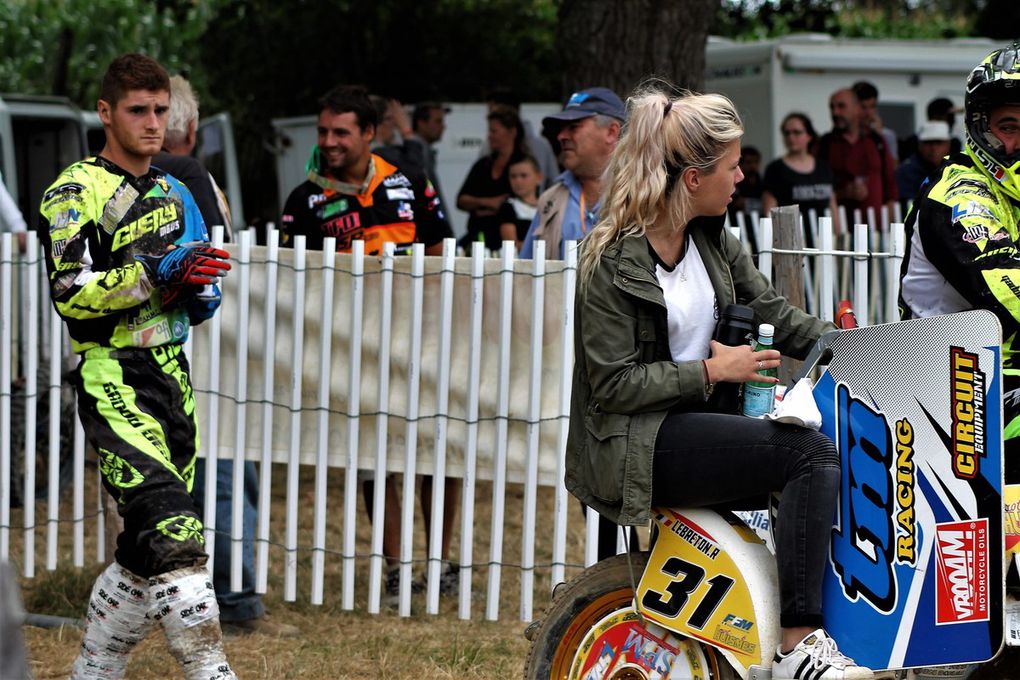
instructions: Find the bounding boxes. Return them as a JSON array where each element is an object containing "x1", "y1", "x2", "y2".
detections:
[{"x1": 10, "y1": 462, "x2": 590, "y2": 679}]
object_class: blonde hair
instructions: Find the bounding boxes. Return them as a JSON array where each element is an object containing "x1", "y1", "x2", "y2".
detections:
[
  {"x1": 165, "y1": 75, "x2": 199, "y2": 148},
  {"x1": 578, "y1": 85, "x2": 743, "y2": 289}
]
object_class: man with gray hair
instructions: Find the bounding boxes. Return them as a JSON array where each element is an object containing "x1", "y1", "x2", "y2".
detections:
[
  {"x1": 519, "y1": 87, "x2": 625, "y2": 260},
  {"x1": 153, "y1": 75, "x2": 233, "y2": 241},
  {"x1": 155, "y1": 76, "x2": 293, "y2": 638}
]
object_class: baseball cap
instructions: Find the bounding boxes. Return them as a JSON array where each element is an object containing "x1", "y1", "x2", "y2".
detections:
[
  {"x1": 543, "y1": 87, "x2": 626, "y2": 129},
  {"x1": 927, "y1": 96, "x2": 962, "y2": 119},
  {"x1": 918, "y1": 120, "x2": 951, "y2": 142}
]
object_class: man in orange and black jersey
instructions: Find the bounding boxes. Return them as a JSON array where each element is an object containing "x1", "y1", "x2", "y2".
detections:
[{"x1": 280, "y1": 84, "x2": 451, "y2": 255}]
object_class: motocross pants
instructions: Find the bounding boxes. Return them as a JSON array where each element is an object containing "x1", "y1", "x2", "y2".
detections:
[{"x1": 75, "y1": 344, "x2": 208, "y2": 577}]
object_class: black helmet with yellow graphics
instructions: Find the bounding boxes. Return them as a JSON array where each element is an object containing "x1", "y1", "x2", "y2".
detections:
[{"x1": 965, "y1": 41, "x2": 1020, "y2": 200}]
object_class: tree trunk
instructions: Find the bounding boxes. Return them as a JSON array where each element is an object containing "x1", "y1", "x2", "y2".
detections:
[{"x1": 556, "y1": 0, "x2": 716, "y2": 99}]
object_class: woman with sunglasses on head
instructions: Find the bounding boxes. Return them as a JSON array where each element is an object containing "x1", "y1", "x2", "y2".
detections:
[{"x1": 565, "y1": 85, "x2": 873, "y2": 680}]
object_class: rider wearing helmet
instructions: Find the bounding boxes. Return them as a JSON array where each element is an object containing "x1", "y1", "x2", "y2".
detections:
[{"x1": 898, "y1": 42, "x2": 1020, "y2": 607}]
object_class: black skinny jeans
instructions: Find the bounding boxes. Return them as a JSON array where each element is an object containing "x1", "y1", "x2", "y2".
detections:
[{"x1": 652, "y1": 412, "x2": 840, "y2": 629}]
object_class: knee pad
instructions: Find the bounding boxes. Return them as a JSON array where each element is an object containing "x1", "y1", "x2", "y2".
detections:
[
  {"x1": 151, "y1": 566, "x2": 235, "y2": 680},
  {"x1": 71, "y1": 562, "x2": 154, "y2": 679}
]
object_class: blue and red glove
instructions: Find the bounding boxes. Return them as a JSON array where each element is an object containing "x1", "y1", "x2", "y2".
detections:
[{"x1": 136, "y1": 244, "x2": 231, "y2": 307}]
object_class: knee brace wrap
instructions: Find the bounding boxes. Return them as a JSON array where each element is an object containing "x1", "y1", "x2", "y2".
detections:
[
  {"x1": 150, "y1": 566, "x2": 235, "y2": 680},
  {"x1": 71, "y1": 562, "x2": 154, "y2": 679}
]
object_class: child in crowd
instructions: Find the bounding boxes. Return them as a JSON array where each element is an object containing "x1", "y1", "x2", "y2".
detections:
[{"x1": 498, "y1": 155, "x2": 543, "y2": 252}]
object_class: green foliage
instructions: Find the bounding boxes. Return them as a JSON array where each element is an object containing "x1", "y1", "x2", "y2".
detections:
[
  {"x1": 714, "y1": 0, "x2": 979, "y2": 41},
  {"x1": 0, "y1": 0, "x2": 216, "y2": 106},
  {"x1": 835, "y1": 6, "x2": 974, "y2": 39}
]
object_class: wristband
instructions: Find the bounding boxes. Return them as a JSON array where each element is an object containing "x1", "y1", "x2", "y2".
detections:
[{"x1": 702, "y1": 359, "x2": 715, "y2": 399}]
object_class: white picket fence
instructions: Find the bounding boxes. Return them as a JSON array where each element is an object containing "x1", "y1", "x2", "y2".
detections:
[{"x1": 0, "y1": 214, "x2": 905, "y2": 621}]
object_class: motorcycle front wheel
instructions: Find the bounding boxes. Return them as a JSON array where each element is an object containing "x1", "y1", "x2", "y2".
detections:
[{"x1": 523, "y1": 552, "x2": 739, "y2": 680}]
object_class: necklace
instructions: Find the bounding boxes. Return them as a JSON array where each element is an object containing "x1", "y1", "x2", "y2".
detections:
[{"x1": 675, "y1": 232, "x2": 691, "y2": 282}]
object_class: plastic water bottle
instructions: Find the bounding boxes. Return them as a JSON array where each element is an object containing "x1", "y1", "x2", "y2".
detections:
[{"x1": 741, "y1": 323, "x2": 778, "y2": 418}]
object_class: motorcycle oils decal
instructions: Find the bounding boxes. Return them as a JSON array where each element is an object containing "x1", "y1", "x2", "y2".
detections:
[
  {"x1": 935, "y1": 519, "x2": 990, "y2": 624},
  {"x1": 568, "y1": 610, "x2": 688, "y2": 680},
  {"x1": 639, "y1": 511, "x2": 760, "y2": 667}
]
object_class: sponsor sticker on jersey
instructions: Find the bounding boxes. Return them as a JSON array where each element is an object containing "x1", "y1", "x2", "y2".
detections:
[
  {"x1": 307, "y1": 192, "x2": 328, "y2": 210},
  {"x1": 382, "y1": 173, "x2": 412, "y2": 188},
  {"x1": 951, "y1": 201, "x2": 994, "y2": 224},
  {"x1": 397, "y1": 201, "x2": 414, "y2": 221},
  {"x1": 50, "y1": 208, "x2": 81, "y2": 231},
  {"x1": 386, "y1": 187, "x2": 415, "y2": 201},
  {"x1": 42, "y1": 181, "x2": 85, "y2": 203},
  {"x1": 935, "y1": 519, "x2": 989, "y2": 624},
  {"x1": 320, "y1": 199, "x2": 349, "y2": 219}
]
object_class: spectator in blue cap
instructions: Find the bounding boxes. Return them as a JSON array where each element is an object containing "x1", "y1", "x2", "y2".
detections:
[{"x1": 519, "y1": 86, "x2": 625, "y2": 260}]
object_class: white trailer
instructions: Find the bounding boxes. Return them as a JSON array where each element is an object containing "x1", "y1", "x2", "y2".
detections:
[{"x1": 704, "y1": 35, "x2": 999, "y2": 161}]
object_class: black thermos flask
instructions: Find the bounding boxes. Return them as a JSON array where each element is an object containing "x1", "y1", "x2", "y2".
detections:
[{"x1": 706, "y1": 304, "x2": 755, "y2": 414}]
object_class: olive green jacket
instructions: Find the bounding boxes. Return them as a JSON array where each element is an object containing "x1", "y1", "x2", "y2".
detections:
[{"x1": 565, "y1": 215, "x2": 833, "y2": 526}]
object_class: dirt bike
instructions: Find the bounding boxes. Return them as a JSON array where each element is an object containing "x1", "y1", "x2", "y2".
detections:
[{"x1": 524, "y1": 310, "x2": 1019, "y2": 679}]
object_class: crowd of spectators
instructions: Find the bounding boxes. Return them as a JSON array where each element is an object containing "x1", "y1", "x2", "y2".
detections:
[{"x1": 732, "y1": 83, "x2": 961, "y2": 232}]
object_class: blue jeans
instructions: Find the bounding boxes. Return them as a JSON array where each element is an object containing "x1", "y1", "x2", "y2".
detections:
[
  {"x1": 652, "y1": 412, "x2": 840, "y2": 630},
  {"x1": 191, "y1": 459, "x2": 264, "y2": 622}
]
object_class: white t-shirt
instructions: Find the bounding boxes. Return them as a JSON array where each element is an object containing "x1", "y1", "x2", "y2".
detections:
[{"x1": 653, "y1": 237, "x2": 717, "y2": 362}]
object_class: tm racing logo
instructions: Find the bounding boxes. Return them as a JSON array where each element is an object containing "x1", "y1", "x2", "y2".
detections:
[{"x1": 830, "y1": 384, "x2": 918, "y2": 613}]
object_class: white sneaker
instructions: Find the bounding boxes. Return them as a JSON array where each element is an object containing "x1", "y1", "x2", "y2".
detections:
[{"x1": 772, "y1": 629, "x2": 874, "y2": 680}]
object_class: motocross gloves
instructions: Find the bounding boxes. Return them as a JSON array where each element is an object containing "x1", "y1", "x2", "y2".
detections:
[{"x1": 135, "y1": 244, "x2": 231, "y2": 307}]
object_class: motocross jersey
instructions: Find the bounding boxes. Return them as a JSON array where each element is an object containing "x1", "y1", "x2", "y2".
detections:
[
  {"x1": 280, "y1": 151, "x2": 450, "y2": 254},
  {"x1": 899, "y1": 150, "x2": 1020, "y2": 438},
  {"x1": 38, "y1": 155, "x2": 210, "y2": 353}
]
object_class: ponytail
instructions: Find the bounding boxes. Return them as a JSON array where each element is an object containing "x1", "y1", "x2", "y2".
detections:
[{"x1": 578, "y1": 85, "x2": 743, "y2": 291}]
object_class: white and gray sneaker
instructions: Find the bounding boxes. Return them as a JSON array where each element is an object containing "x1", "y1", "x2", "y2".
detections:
[{"x1": 772, "y1": 629, "x2": 874, "y2": 680}]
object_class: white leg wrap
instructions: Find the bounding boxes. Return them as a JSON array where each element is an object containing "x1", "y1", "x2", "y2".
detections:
[
  {"x1": 150, "y1": 566, "x2": 236, "y2": 680},
  {"x1": 71, "y1": 562, "x2": 155, "y2": 679}
]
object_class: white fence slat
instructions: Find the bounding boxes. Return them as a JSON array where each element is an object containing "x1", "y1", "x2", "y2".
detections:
[
  {"x1": 256, "y1": 228, "x2": 280, "y2": 595},
  {"x1": 819, "y1": 217, "x2": 835, "y2": 323},
  {"x1": 202, "y1": 228, "x2": 225, "y2": 576},
  {"x1": 46, "y1": 274, "x2": 62, "y2": 570},
  {"x1": 284, "y1": 236, "x2": 307, "y2": 602},
  {"x1": 584, "y1": 507, "x2": 599, "y2": 567},
  {"x1": 0, "y1": 234, "x2": 11, "y2": 561},
  {"x1": 231, "y1": 229, "x2": 252, "y2": 593},
  {"x1": 23, "y1": 230, "x2": 39, "y2": 577},
  {"x1": 342, "y1": 240, "x2": 364, "y2": 610},
  {"x1": 458, "y1": 242, "x2": 486, "y2": 619},
  {"x1": 551, "y1": 240, "x2": 577, "y2": 589},
  {"x1": 95, "y1": 463, "x2": 104, "y2": 563},
  {"x1": 426, "y1": 238, "x2": 456, "y2": 615},
  {"x1": 367, "y1": 242, "x2": 396, "y2": 615},
  {"x1": 521, "y1": 239, "x2": 545, "y2": 622},
  {"x1": 311, "y1": 237, "x2": 336, "y2": 606},
  {"x1": 398, "y1": 243, "x2": 426, "y2": 617},
  {"x1": 485, "y1": 245, "x2": 515, "y2": 621},
  {"x1": 854, "y1": 224, "x2": 869, "y2": 326},
  {"x1": 758, "y1": 217, "x2": 773, "y2": 277},
  {"x1": 73, "y1": 411, "x2": 85, "y2": 567},
  {"x1": 889, "y1": 223, "x2": 906, "y2": 323}
]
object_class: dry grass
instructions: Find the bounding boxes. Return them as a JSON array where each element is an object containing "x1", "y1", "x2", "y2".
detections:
[{"x1": 10, "y1": 461, "x2": 591, "y2": 679}]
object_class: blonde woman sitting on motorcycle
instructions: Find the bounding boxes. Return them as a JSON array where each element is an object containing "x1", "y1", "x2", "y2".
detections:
[{"x1": 565, "y1": 84, "x2": 873, "y2": 680}]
